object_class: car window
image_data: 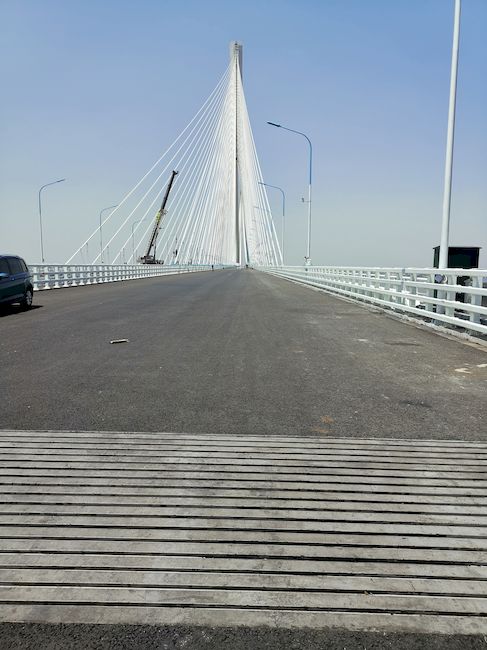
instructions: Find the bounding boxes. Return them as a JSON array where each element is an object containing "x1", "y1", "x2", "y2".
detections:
[
  {"x1": 0, "y1": 259, "x2": 9, "y2": 275},
  {"x1": 20, "y1": 259, "x2": 29, "y2": 272},
  {"x1": 7, "y1": 257, "x2": 24, "y2": 274}
]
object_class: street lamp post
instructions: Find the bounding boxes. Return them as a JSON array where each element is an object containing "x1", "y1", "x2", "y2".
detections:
[
  {"x1": 267, "y1": 121, "x2": 312, "y2": 265},
  {"x1": 38, "y1": 179, "x2": 66, "y2": 263},
  {"x1": 253, "y1": 205, "x2": 275, "y2": 265},
  {"x1": 131, "y1": 217, "x2": 152, "y2": 263},
  {"x1": 258, "y1": 181, "x2": 285, "y2": 264},
  {"x1": 99, "y1": 204, "x2": 118, "y2": 264},
  {"x1": 439, "y1": 0, "x2": 461, "y2": 269}
]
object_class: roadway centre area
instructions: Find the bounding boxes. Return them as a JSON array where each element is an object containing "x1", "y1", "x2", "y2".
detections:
[{"x1": 1, "y1": 269, "x2": 486, "y2": 438}]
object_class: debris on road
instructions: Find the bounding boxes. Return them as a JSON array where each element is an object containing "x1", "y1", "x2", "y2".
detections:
[{"x1": 110, "y1": 339, "x2": 129, "y2": 344}]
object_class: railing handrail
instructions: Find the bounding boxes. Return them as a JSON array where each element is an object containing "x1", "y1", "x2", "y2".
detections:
[
  {"x1": 29, "y1": 263, "x2": 233, "y2": 292},
  {"x1": 258, "y1": 265, "x2": 487, "y2": 339},
  {"x1": 265, "y1": 265, "x2": 487, "y2": 278}
]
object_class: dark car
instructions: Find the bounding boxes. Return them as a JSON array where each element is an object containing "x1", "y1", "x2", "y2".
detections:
[{"x1": 0, "y1": 255, "x2": 34, "y2": 309}]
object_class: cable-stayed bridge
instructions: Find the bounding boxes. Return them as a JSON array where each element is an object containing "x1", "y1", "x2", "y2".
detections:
[
  {"x1": 66, "y1": 43, "x2": 281, "y2": 268},
  {"x1": 27, "y1": 42, "x2": 487, "y2": 339},
  {"x1": 1, "y1": 41, "x2": 487, "y2": 644}
]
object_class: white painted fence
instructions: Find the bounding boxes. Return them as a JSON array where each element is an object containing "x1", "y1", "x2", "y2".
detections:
[
  {"x1": 260, "y1": 266, "x2": 487, "y2": 337},
  {"x1": 30, "y1": 264, "x2": 228, "y2": 291}
]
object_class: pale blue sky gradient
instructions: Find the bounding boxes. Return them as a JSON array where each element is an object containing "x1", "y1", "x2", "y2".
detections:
[{"x1": 1, "y1": 0, "x2": 486, "y2": 266}]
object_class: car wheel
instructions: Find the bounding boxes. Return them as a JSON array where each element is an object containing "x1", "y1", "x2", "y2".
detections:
[{"x1": 20, "y1": 289, "x2": 33, "y2": 310}]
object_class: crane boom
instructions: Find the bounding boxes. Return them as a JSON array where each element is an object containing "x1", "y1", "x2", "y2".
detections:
[{"x1": 140, "y1": 170, "x2": 178, "y2": 264}]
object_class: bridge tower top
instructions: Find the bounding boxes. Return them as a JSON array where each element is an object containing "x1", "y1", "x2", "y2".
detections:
[{"x1": 229, "y1": 41, "x2": 243, "y2": 78}]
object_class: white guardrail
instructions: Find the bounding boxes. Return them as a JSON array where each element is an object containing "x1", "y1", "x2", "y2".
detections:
[
  {"x1": 259, "y1": 266, "x2": 487, "y2": 338},
  {"x1": 30, "y1": 264, "x2": 228, "y2": 291}
]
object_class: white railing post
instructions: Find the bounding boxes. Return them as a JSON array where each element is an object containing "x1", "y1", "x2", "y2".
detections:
[
  {"x1": 446, "y1": 272, "x2": 457, "y2": 318},
  {"x1": 470, "y1": 276, "x2": 482, "y2": 325},
  {"x1": 257, "y1": 265, "x2": 486, "y2": 338},
  {"x1": 407, "y1": 272, "x2": 417, "y2": 308}
]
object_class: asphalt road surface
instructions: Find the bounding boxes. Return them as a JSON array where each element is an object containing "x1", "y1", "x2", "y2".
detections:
[
  {"x1": 0, "y1": 268, "x2": 485, "y2": 438},
  {"x1": 2, "y1": 623, "x2": 487, "y2": 650},
  {"x1": 1, "y1": 269, "x2": 487, "y2": 649}
]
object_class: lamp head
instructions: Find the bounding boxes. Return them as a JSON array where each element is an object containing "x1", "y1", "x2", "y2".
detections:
[{"x1": 267, "y1": 122, "x2": 281, "y2": 128}]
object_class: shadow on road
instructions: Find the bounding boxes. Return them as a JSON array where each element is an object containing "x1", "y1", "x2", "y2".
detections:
[{"x1": 0, "y1": 304, "x2": 43, "y2": 318}]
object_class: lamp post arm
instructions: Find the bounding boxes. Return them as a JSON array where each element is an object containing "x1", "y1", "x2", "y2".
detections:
[
  {"x1": 131, "y1": 216, "x2": 148, "y2": 233},
  {"x1": 257, "y1": 182, "x2": 286, "y2": 265},
  {"x1": 275, "y1": 126, "x2": 312, "y2": 185},
  {"x1": 39, "y1": 179, "x2": 66, "y2": 196},
  {"x1": 99, "y1": 204, "x2": 119, "y2": 223},
  {"x1": 259, "y1": 182, "x2": 285, "y2": 217},
  {"x1": 98, "y1": 204, "x2": 118, "y2": 264},
  {"x1": 39, "y1": 180, "x2": 64, "y2": 219}
]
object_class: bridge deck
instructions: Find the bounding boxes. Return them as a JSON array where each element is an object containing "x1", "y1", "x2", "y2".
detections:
[
  {"x1": 0, "y1": 430, "x2": 486, "y2": 633},
  {"x1": 0, "y1": 269, "x2": 485, "y2": 438}
]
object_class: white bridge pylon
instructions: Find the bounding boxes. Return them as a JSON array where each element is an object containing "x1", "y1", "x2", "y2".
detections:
[{"x1": 67, "y1": 42, "x2": 282, "y2": 267}]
